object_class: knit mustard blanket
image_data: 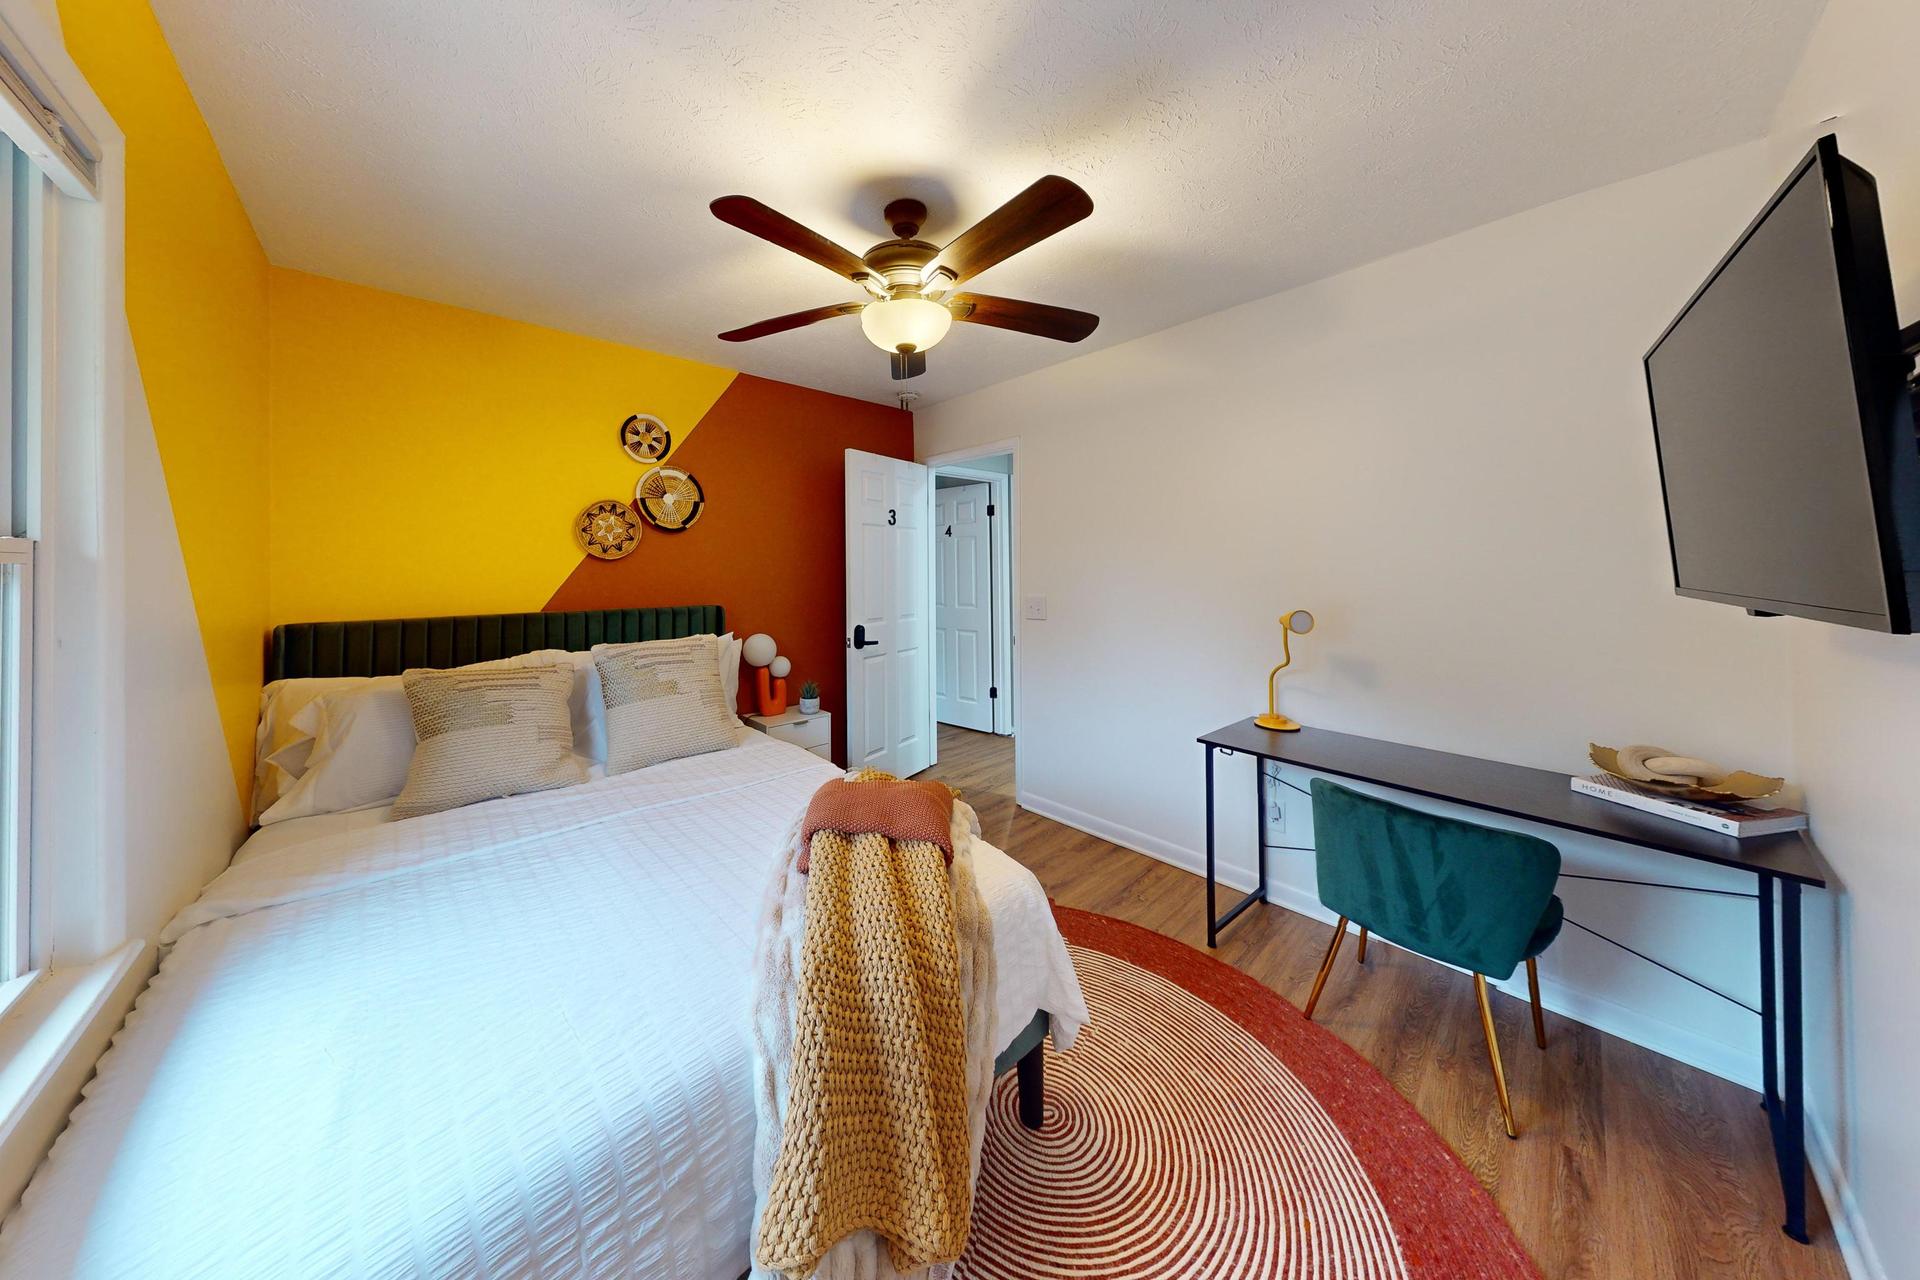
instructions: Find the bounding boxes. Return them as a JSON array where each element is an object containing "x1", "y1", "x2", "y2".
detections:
[{"x1": 755, "y1": 771, "x2": 974, "y2": 1279}]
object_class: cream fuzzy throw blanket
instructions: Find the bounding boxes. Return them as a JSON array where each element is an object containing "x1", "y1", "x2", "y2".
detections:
[{"x1": 750, "y1": 774, "x2": 997, "y2": 1280}]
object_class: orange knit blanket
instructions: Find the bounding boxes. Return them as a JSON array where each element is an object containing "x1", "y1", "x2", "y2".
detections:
[
  {"x1": 797, "y1": 778, "x2": 954, "y2": 873},
  {"x1": 756, "y1": 772, "x2": 973, "y2": 1278}
]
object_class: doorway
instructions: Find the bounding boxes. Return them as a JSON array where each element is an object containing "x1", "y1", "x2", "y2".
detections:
[
  {"x1": 841, "y1": 442, "x2": 1016, "y2": 787},
  {"x1": 930, "y1": 450, "x2": 1014, "y2": 742}
]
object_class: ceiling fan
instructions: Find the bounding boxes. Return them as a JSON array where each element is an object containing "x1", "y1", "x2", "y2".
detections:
[{"x1": 711, "y1": 176, "x2": 1099, "y2": 380}]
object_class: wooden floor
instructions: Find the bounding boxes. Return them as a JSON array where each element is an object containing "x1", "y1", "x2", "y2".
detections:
[{"x1": 921, "y1": 725, "x2": 1850, "y2": 1280}]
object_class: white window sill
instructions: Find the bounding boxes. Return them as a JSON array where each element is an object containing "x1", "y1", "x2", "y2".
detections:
[
  {"x1": 0, "y1": 970, "x2": 42, "y2": 1026},
  {"x1": 0, "y1": 941, "x2": 142, "y2": 1154}
]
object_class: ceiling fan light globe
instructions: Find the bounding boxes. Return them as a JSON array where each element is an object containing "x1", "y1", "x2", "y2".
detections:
[{"x1": 861, "y1": 297, "x2": 952, "y2": 355}]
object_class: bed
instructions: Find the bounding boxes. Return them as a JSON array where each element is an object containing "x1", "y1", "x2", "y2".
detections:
[{"x1": 0, "y1": 607, "x2": 1087, "y2": 1278}]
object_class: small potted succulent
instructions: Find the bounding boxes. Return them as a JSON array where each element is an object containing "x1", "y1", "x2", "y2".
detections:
[{"x1": 797, "y1": 679, "x2": 822, "y2": 716}]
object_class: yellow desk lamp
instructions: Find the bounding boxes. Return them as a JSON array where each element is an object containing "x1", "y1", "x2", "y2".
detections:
[{"x1": 1255, "y1": 609, "x2": 1315, "y2": 732}]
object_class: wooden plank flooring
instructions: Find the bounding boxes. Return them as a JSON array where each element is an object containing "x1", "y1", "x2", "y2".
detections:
[{"x1": 921, "y1": 725, "x2": 1850, "y2": 1280}]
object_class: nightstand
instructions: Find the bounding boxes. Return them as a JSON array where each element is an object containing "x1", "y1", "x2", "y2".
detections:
[{"x1": 745, "y1": 708, "x2": 832, "y2": 761}]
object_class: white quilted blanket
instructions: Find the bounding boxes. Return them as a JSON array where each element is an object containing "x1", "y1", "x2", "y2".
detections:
[{"x1": 0, "y1": 734, "x2": 1086, "y2": 1279}]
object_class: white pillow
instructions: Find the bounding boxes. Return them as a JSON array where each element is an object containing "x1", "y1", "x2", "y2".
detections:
[
  {"x1": 252, "y1": 676, "x2": 380, "y2": 823},
  {"x1": 260, "y1": 650, "x2": 603, "y2": 825},
  {"x1": 717, "y1": 632, "x2": 743, "y2": 724},
  {"x1": 551, "y1": 649, "x2": 608, "y2": 763},
  {"x1": 259, "y1": 677, "x2": 414, "y2": 824}
]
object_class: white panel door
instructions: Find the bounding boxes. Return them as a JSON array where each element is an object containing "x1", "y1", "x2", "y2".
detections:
[
  {"x1": 845, "y1": 450, "x2": 933, "y2": 777},
  {"x1": 935, "y1": 482, "x2": 994, "y2": 732}
]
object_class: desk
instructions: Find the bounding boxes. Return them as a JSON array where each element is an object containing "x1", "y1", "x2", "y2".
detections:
[{"x1": 1198, "y1": 717, "x2": 1831, "y2": 1244}]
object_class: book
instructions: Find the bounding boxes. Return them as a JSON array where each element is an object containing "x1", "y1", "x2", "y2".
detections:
[{"x1": 1569, "y1": 774, "x2": 1808, "y2": 838}]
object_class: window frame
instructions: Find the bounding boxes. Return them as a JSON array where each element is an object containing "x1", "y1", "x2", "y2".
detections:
[
  {"x1": 0, "y1": 0, "x2": 120, "y2": 983},
  {"x1": 0, "y1": 534, "x2": 28, "y2": 984},
  {"x1": 0, "y1": 0, "x2": 136, "y2": 1193}
]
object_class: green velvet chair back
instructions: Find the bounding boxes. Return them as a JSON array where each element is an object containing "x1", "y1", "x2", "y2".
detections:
[{"x1": 1310, "y1": 778, "x2": 1561, "y2": 980}]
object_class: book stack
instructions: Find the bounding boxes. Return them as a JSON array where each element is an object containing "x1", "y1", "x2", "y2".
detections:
[{"x1": 1569, "y1": 773, "x2": 1807, "y2": 838}]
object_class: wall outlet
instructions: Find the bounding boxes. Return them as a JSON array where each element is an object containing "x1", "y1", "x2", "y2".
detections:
[
  {"x1": 1264, "y1": 791, "x2": 1287, "y2": 843},
  {"x1": 1023, "y1": 595, "x2": 1048, "y2": 620}
]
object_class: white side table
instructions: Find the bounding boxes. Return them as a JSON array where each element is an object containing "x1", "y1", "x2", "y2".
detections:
[{"x1": 745, "y1": 708, "x2": 832, "y2": 761}]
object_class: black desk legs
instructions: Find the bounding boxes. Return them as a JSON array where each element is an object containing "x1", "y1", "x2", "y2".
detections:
[
  {"x1": 1255, "y1": 764, "x2": 1270, "y2": 904},
  {"x1": 1205, "y1": 746, "x2": 1217, "y2": 946},
  {"x1": 1759, "y1": 876, "x2": 1777, "y2": 1102},
  {"x1": 1758, "y1": 873, "x2": 1810, "y2": 1244},
  {"x1": 1203, "y1": 744, "x2": 1268, "y2": 948}
]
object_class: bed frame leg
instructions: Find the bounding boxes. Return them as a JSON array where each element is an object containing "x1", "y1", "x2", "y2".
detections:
[{"x1": 1016, "y1": 1041, "x2": 1045, "y2": 1130}]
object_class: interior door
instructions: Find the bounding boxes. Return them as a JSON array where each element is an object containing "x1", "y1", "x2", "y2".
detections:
[
  {"x1": 935, "y1": 482, "x2": 994, "y2": 732},
  {"x1": 845, "y1": 450, "x2": 933, "y2": 776}
]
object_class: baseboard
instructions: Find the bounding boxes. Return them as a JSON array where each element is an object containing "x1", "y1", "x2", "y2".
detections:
[
  {"x1": 1807, "y1": 1112, "x2": 1887, "y2": 1280},
  {"x1": 1014, "y1": 790, "x2": 1261, "y2": 896}
]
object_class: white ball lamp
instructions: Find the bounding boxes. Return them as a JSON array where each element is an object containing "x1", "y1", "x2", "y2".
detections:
[{"x1": 743, "y1": 632, "x2": 789, "y2": 716}]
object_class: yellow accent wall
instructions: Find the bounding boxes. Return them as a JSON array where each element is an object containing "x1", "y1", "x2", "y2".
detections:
[
  {"x1": 59, "y1": 0, "x2": 272, "y2": 803},
  {"x1": 266, "y1": 270, "x2": 737, "y2": 624},
  {"x1": 51, "y1": 1, "x2": 881, "y2": 807}
]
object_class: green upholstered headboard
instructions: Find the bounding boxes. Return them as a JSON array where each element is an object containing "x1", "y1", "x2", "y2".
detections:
[{"x1": 266, "y1": 606, "x2": 726, "y2": 681}]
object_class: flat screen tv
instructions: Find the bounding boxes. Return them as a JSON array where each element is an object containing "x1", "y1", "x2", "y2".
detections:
[{"x1": 1644, "y1": 134, "x2": 1919, "y2": 633}]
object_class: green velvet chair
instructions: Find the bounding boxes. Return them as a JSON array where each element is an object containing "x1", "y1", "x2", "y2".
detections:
[{"x1": 1303, "y1": 778, "x2": 1563, "y2": 1137}]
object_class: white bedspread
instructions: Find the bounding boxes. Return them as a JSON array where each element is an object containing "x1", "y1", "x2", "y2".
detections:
[{"x1": 0, "y1": 733, "x2": 1086, "y2": 1279}]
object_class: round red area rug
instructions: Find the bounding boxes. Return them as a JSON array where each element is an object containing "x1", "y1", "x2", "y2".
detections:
[{"x1": 956, "y1": 907, "x2": 1539, "y2": 1280}]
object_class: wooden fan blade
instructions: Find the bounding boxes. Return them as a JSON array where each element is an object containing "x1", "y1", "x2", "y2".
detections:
[
  {"x1": 717, "y1": 301, "x2": 864, "y2": 342},
  {"x1": 935, "y1": 176, "x2": 1092, "y2": 286},
  {"x1": 710, "y1": 196, "x2": 869, "y2": 280},
  {"x1": 948, "y1": 293, "x2": 1099, "y2": 343}
]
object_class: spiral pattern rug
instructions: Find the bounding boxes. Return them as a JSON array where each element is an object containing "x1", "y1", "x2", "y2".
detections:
[{"x1": 955, "y1": 907, "x2": 1538, "y2": 1280}]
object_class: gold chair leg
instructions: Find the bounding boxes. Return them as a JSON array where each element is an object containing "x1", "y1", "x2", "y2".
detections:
[
  {"x1": 1474, "y1": 974, "x2": 1518, "y2": 1139},
  {"x1": 1302, "y1": 916, "x2": 1348, "y2": 1020},
  {"x1": 1526, "y1": 957, "x2": 1547, "y2": 1050},
  {"x1": 1356, "y1": 927, "x2": 1369, "y2": 965}
]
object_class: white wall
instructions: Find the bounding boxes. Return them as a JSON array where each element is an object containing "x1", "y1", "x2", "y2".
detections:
[
  {"x1": 1766, "y1": 3, "x2": 1920, "y2": 1277},
  {"x1": 0, "y1": 0, "x2": 245, "y2": 1209},
  {"x1": 119, "y1": 349, "x2": 246, "y2": 947},
  {"x1": 918, "y1": 128, "x2": 1909, "y2": 1270}
]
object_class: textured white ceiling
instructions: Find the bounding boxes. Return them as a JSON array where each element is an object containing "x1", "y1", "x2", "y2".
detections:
[{"x1": 152, "y1": 0, "x2": 1824, "y2": 406}]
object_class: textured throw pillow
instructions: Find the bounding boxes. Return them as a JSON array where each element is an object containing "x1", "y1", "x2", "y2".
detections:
[
  {"x1": 594, "y1": 634, "x2": 738, "y2": 775},
  {"x1": 500, "y1": 648, "x2": 605, "y2": 764},
  {"x1": 391, "y1": 665, "x2": 587, "y2": 819}
]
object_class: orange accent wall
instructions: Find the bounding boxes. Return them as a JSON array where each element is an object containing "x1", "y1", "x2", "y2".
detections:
[{"x1": 546, "y1": 375, "x2": 912, "y2": 763}]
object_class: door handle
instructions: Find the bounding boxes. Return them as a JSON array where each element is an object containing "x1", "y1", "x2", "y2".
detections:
[{"x1": 851, "y1": 624, "x2": 879, "y2": 650}]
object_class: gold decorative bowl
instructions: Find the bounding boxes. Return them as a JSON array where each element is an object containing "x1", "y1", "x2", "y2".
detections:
[{"x1": 1587, "y1": 744, "x2": 1785, "y2": 803}]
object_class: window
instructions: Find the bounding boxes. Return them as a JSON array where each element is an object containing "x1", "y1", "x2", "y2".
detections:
[
  {"x1": 0, "y1": 13, "x2": 102, "y2": 991},
  {"x1": 0, "y1": 132, "x2": 30, "y2": 983}
]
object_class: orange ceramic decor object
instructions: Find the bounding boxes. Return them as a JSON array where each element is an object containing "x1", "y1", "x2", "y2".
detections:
[{"x1": 757, "y1": 666, "x2": 788, "y2": 717}]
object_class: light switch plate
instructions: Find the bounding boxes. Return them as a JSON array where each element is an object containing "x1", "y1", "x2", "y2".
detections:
[{"x1": 1023, "y1": 595, "x2": 1048, "y2": 620}]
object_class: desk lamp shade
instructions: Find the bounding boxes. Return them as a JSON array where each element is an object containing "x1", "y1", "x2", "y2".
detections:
[{"x1": 1256, "y1": 609, "x2": 1315, "y2": 732}]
